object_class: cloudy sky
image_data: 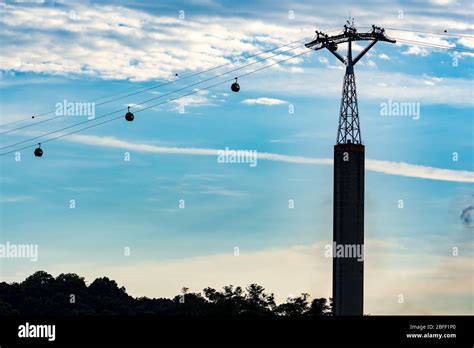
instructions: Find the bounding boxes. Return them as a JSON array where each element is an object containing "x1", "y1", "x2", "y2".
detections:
[{"x1": 0, "y1": 0, "x2": 473, "y2": 314}]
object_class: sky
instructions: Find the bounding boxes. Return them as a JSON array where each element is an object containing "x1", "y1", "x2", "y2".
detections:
[{"x1": 0, "y1": 0, "x2": 473, "y2": 314}]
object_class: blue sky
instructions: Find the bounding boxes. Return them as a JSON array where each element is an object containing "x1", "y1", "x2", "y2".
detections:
[{"x1": 0, "y1": 0, "x2": 473, "y2": 314}]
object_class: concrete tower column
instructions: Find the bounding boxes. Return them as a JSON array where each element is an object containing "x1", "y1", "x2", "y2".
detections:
[{"x1": 332, "y1": 143, "x2": 365, "y2": 315}]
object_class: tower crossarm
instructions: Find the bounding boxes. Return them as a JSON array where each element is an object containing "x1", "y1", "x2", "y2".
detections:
[{"x1": 304, "y1": 25, "x2": 396, "y2": 64}]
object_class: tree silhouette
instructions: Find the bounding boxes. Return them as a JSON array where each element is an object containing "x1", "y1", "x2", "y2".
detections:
[
  {"x1": 275, "y1": 293, "x2": 310, "y2": 316},
  {"x1": 307, "y1": 298, "x2": 332, "y2": 316},
  {"x1": 203, "y1": 285, "x2": 246, "y2": 315},
  {"x1": 0, "y1": 271, "x2": 332, "y2": 317},
  {"x1": 242, "y1": 284, "x2": 276, "y2": 315}
]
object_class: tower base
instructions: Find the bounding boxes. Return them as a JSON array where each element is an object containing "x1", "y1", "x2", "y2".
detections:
[{"x1": 332, "y1": 143, "x2": 365, "y2": 315}]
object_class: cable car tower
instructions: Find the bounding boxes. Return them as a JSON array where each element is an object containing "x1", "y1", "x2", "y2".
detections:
[{"x1": 305, "y1": 22, "x2": 395, "y2": 315}]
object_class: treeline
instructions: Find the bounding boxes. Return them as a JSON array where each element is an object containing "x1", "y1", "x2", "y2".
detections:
[{"x1": 0, "y1": 271, "x2": 331, "y2": 316}]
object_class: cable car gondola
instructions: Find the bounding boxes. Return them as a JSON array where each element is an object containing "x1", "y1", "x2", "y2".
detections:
[
  {"x1": 34, "y1": 143, "x2": 43, "y2": 157},
  {"x1": 125, "y1": 106, "x2": 134, "y2": 122},
  {"x1": 231, "y1": 78, "x2": 240, "y2": 92}
]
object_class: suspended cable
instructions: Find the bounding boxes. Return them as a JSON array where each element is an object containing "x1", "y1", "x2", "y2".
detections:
[
  {"x1": 0, "y1": 44, "x2": 307, "y2": 150},
  {"x1": 393, "y1": 37, "x2": 474, "y2": 53},
  {"x1": 385, "y1": 27, "x2": 474, "y2": 39},
  {"x1": 0, "y1": 43, "x2": 307, "y2": 138},
  {"x1": 358, "y1": 25, "x2": 474, "y2": 39},
  {"x1": 4, "y1": 37, "x2": 470, "y2": 151},
  {"x1": 0, "y1": 49, "x2": 311, "y2": 156},
  {"x1": 0, "y1": 37, "x2": 312, "y2": 130},
  {"x1": 0, "y1": 27, "x2": 345, "y2": 130}
]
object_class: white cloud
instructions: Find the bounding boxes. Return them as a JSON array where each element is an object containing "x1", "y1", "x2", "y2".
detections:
[
  {"x1": 199, "y1": 186, "x2": 248, "y2": 197},
  {"x1": 402, "y1": 45, "x2": 430, "y2": 56},
  {"x1": 244, "y1": 67, "x2": 474, "y2": 107},
  {"x1": 124, "y1": 103, "x2": 144, "y2": 109},
  {"x1": 0, "y1": 195, "x2": 34, "y2": 203},
  {"x1": 457, "y1": 37, "x2": 474, "y2": 49},
  {"x1": 241, "y1": 97, "x2": 288, "y2": 106},
  {"x1": 378, "y1": 53, "x2": 390, "y2": 60},
  {"x1": 430, "y1": 0, "x2": 457, "y2": 4},
  {"x1": 0, "y1": 3, "x2": 308, "y2": 81},
  {"x1": 366, "y1": 59, "x2": 377, "y2": 67},
  {"x1": 317, "y1": 55, "x2": 344, "y2": 70},
  {"x1": 63, "y1": 187, "x2": 97, "y2": 193},
  {"x1": 318, "y1": 56, "x2": 329, "y2": 65},
  {"x1": 2, "y1": 1, "x2": 471, "y2": 84},
  {"x1": 392, "y1": 32, "x2": 457, "y2": 56},
  {"x1": 365, "y1": 159, "x2": 474, "y2": 183},
  {"x1": 52, "y1": 134, "x2": 474, "y2": 183},
  {"x1": 169, "y1": 94, "x2": 213, "y2": 109}
]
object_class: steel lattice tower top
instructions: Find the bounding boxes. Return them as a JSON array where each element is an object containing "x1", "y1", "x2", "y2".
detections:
[
  {"x1": 305, "y1": 23, "x2": 395, "y2": 144},
  {"x1": 338, "y1": 70, "x2": 360, "y2": 144}
]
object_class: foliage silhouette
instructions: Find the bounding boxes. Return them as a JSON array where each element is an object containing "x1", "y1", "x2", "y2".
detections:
[{"x1": 0, "y1": 271, "x2": 332, "y2": 317}]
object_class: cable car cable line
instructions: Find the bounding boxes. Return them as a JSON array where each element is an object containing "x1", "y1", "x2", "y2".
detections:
[
  {"x1": 0, "y1": 44, "x2": 308, "y2": 151},
  {"x1": 358, "y1": 26, "x2": 474, "y2": 39},
  {"x1": 0, "y1": 35, "x2": 322, "y2": 131},
  {"x1": 0, "y1": 49, "x2": 312, "y2": 157},
  {"x1": 0, "y1": 41, "x2": 306, "y2": 135},
  {"x1": 2, "y1": 29, "x2": 471, "y2": 157},
  {"x1": 391, "y1": 37, "x2": 474, "y2": 53},
  {"x1": 385, "y1": 27, "x2": 474, "y2": 39},
  {"x1": 2, "y1": 36, "x2": 471, "y2": 155}
]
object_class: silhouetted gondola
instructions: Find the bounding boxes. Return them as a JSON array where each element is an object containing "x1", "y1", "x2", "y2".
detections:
[
  {"x1": 125, "y1": 106, "x2": 134, "y2": 121},
  {"x1": 34, "y1": 143, "x2": 43, "y2": 157},
  {"x1": 231, "y1": 78, "x2": 240, "y2": 92}
]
